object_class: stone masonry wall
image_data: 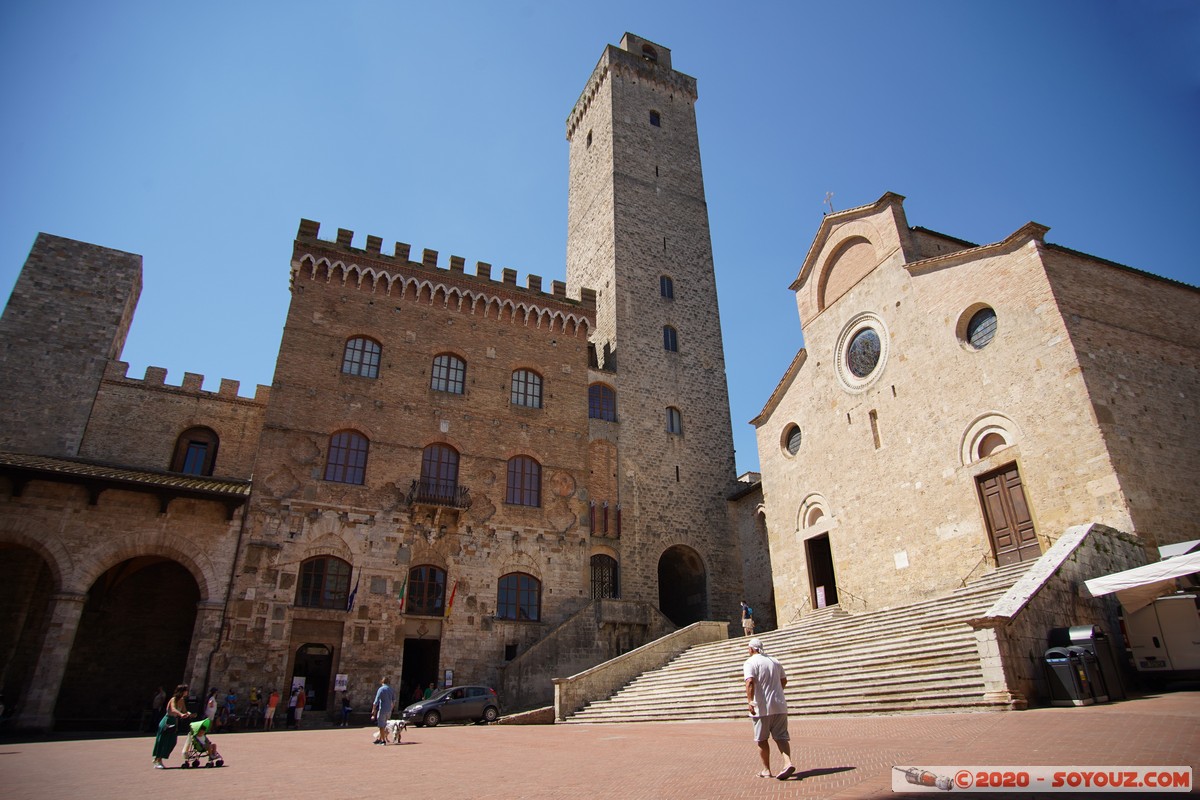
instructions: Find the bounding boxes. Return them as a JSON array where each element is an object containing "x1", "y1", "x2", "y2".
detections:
[
  {"x1": 973, "y1": 523, "x2": 1152, "y2": 707},
  {"x1": 565, "y1": 37, "x2": 744, "y2": 627},
  {"x1": 79, "y1": 361, "x2": 269, "y2": 479},
  {"x1": 0, "y1": 234, "x2": 141, "y2": 457},
  {"x1": 757, "y1": 200, "x2": 1134, "y2": 622},
  {"x1": 1042, "y1": 248, "x2": 1200, "y2": 547}
]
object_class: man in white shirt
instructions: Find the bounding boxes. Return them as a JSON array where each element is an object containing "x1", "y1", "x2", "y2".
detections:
[{"x1": 743, "y1": 638, "x2": 795, "y2": 780}]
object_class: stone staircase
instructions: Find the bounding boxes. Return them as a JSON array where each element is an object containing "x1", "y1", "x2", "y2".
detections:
[{"x1": 563, "y1": 563, "x2": 1032, "y2": 722}]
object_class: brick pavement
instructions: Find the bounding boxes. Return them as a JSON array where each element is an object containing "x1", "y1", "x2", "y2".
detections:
[{"x1": 2, "y1": 690, "x2": 1197, "y2": 799}]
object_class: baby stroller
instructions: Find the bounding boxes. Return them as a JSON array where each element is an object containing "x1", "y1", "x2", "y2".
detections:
[{"x1": 181, "y1": 718, "x2": 224, "y2": 768}]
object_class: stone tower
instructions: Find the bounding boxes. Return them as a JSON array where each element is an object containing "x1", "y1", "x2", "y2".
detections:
[
  {"x1": 566, "y1": 34, "x2": 742, "y2": 624},
  {"x1": 0, "y1": 234, "x2": 141, "y2": 456}
]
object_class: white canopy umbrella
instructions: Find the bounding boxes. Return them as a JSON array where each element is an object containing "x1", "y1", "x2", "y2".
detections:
[{"x1": 1084, "y1": 551, "x2": 1200, "y2": 613}]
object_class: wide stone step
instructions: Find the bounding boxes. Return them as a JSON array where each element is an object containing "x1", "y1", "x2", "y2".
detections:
[
  {"x1": 562, "y1": 564, "x2": 1031, "y2": 723},
  {"x1": 632, "y1": 629, "x2": 982, "y2": 681},
  {"x1": 765, "y1": 589, "x2": 1008, "y2": 638},
  {"x1": 579, "y1": 668, "x2": 987, "y2": 715},
  {"x1": 568, "y1": 687, "x2": 1007, "y2": 723},
  {"x1": 614, "y1": 654, "x2": 984, "y2": 696}
]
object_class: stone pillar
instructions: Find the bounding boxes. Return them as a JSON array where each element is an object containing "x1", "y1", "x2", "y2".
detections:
[
  {"x1": 185, "y1": 601, "x2": 227, "y2": 692},
  {"x1": 16, "y1": 591, "x2": 87, "y2": 731},
  {"x1": 975, "y1": 626, "x2": 1029, "y2": 710}
]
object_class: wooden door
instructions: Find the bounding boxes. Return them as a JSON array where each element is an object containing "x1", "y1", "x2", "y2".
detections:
[{"x1": 977, "y1": 465, "x2": 1040, "y2": 566}]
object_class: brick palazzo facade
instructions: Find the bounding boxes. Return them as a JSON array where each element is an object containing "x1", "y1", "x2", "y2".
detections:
[{"x1": 0, "y1": 34, "x2": 751, "y2": 731}]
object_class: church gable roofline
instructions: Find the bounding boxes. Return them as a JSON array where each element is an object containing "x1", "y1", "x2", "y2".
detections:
[
  {"x1": 905, "y1": 221, "x2": 1049, "y2": 275},
  {"x1": 908, "y1": 222, "x2": 1198, "y2": 292},
  {"x1": 751, "y1": 348, "x2": 807, "y2": 428},
  {"x1": 791, "y1": 192, "x2": 907, "y2": 291}
]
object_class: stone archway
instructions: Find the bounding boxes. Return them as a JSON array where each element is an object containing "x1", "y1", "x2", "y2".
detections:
[
  {"x1": 657, "y1": 545, "x2": 707, "y2": 626},
  {"x1": 54, "y1": 557, "x2": 199, "y2": 731},
  {"x1": 0, "y1": 544, "x2": 55, "y2": 722}
]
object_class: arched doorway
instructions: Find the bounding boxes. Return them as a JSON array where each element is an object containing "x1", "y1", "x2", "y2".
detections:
[
  {"x1": 56, "y1": 557, "x2": 199, "y2": 731},
  {"x1": 0, "y1": 544, "x2": 55, "y2": 723},
  {"x1": 805, "y1": 534, "x2": 839, "y2": 608},
  {"x1": 292, "y1": 643, "x2": 334, "y2": 712},
  {"x1": 657, "y1": 545, "x2": 707, "y2": 626}
]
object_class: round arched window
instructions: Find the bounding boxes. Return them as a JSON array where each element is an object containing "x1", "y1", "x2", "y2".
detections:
[
  {"x1": 967, "y1": 307, "x2": 998, "y2": 349},
  {"x1": 783, "y1": 424, "x2": 802, "y2": 456},
  {"x1": 978, "y1": 431, "x2": 1007, "y2": 458},
  {"x1": 835, "y1": 312, "x2": 889, "y2": 393},
  {"x1": 847, "y1": 328, "x2": 881, "y2": 378}
]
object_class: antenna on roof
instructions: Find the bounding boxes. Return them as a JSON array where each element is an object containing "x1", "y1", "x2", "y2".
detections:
[{"x1": 824, "y1": 192, "x2": 835, "y2": 215}]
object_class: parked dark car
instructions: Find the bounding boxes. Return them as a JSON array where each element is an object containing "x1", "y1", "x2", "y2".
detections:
[{"x1": 402, "y1": 685, "x2": 500, "y2": 726}]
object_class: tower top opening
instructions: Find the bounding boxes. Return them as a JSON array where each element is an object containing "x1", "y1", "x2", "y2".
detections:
[{"x1": 619, "y1": 33, "x2": 671, "y2": 71}]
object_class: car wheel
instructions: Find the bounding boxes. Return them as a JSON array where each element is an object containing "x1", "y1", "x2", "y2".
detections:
[
  {"x1": 482, "y1": 706, "x2": 499, "y2": 723},
  {"x1": 424, "y1": 710, "x2": 441, "y2": 727}
]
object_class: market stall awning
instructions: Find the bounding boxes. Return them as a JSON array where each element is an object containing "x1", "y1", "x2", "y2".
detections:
[{"x1": 1084, "y1": 550, "x2": 1200, "y2": 613}]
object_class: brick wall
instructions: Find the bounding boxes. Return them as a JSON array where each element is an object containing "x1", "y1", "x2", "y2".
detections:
[
  {"x1": 217, "y1": 230, "x2": 599, "y2": 700},
  {"x1": 79, "y1": 361, "x2": 268, "y2": 478}
]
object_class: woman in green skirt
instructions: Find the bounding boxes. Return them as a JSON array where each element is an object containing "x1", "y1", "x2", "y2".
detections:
[{"x1": 152, "y1": 685, "x2": 193, "y2": 768}]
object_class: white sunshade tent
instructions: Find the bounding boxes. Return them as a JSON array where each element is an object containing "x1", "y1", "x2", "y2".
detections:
[{"x1": 1084, "y1": 547, "x2": 1200, "y2": 614}]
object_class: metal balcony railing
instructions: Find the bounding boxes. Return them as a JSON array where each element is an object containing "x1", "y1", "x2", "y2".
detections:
[{"x1": 406, "y1": 479, "x2": 472, "y2": 509}]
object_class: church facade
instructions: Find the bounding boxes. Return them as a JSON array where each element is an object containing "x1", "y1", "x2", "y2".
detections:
[
  {"x1": 753, "y1": 192, "x2": 1200, "y2": 623},
  {"x1": 0, "y1": 34, "x2": 747, "y2": 731}
]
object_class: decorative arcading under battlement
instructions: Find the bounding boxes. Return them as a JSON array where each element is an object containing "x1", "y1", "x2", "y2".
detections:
[
  {"x1": 566, "y1": 44, "x2": 698, "y2": 140},
  {"x1": 101, "y1": 361, "x2": 271, "y2": 405},
  {"x1": 292, "y1": 220, "x2": 597, "y2": 338}
]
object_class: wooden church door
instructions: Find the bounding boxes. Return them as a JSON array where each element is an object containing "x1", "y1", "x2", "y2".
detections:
[{"x1": 976, "y1": 464, "x2": 1040, "y2": 566}]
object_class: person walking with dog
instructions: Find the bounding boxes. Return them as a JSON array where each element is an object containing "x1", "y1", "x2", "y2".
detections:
[{"x1": 370, "y1": 677, "x2": 395, "y2": 745}]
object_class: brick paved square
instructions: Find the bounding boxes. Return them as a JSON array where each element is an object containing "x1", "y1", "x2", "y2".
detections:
[{"x1": 3, "y1": 691, "x2": 1196, "y2": 799}]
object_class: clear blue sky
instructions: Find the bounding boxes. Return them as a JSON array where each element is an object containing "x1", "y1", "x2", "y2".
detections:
[{"x1": 2, "y1": 1, "x2": 1197, "y2": 475}]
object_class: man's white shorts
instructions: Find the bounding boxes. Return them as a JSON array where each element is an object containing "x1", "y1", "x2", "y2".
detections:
[{"x1": 751, "y1": 713, "x2": 790, "y2": 743}]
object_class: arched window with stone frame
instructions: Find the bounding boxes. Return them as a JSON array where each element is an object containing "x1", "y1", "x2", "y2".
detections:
[{"x1": 170, "y1": 426, "x2": 219, "y2": 476}]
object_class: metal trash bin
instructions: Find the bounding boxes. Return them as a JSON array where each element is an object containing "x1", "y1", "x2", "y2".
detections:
[
  {"x1": 1049, "y1": 625, "x2": 1125, "y2": 701},
  {"x1": 1043, "y1": 646, "x2": 1095, "y2": 706}
]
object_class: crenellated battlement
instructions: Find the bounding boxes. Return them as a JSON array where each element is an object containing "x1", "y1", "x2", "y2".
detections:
[
  {"x1": 292, "y1": 219, "x2": 597, "y2": 336},
  {"x1": 102, "y1": 360, "x2": 271, "y2": 405}
]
